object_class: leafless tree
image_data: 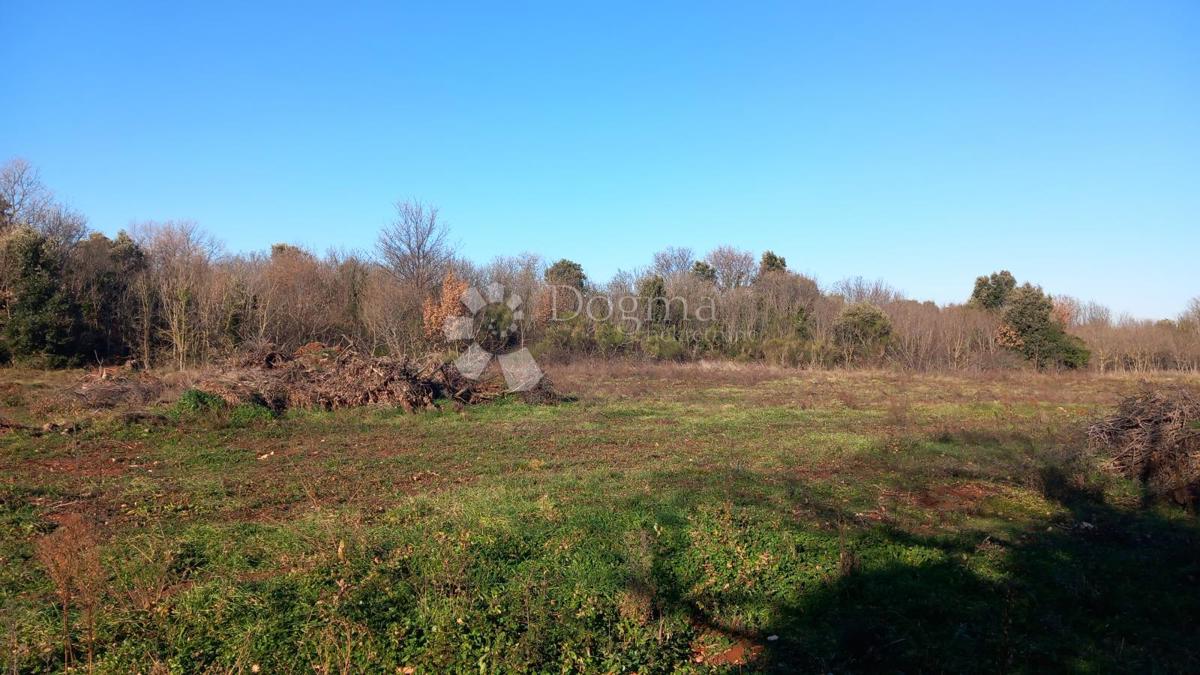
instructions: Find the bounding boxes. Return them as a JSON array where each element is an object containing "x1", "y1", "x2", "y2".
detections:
[
  {"x1": 1181, "y1": 296, "x2": 1200, "y2": 332},
  {"x1": 0, "y1": 159, "x2": 52, "y2": 229},
  {"x1": 132, "y1": 221, "x2": 221, "y2": 369},
  {"x1": 704, "y1": 246, "x2": 755, "y2": 290},
  {"x1": 360, "y1": 269, "x2": 428, "y2": 355},
  {"x1": 482, "y1": 253, "x2": 545, "y2": 338},
  {"x1": 38, "y1": 205, "x2": 88, "y2": 252},
  {"x1": 831, "y1": 276, "x2": 903, "y2": 305},
  {"x1": 376, "y1": 200, "x2": 452, "y2": 292},
  {"x1": 651, "y1": 246, "x2": 694, "y2": 277},
  {"x1": 0, "y1": 158, "x2": 87, "y2": 249},
  {"x1": 1079, "y1": 301, "x2": 1112, "y2": 328}
]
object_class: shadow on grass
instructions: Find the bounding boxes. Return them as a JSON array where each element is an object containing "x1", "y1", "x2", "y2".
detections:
[{"x1": 637, "y1": 462, "x2": 1200, "y2": 672}]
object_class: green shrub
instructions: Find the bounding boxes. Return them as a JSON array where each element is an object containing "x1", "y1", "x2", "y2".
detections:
[
  {"x1": 762, "y1": 337, "x2": 806, "y2": 367},
  {"x1": 832, "y1": 303, "x2": 893, "y2": 364},
  {"x1": 531, "y1": 318, "x2": 596, "y2": 361},
  {"x1": 176, "y1": 389, "x2": 226, "y2": 414},
  {"x1": 1054, "y1": 333, "x2": 1091, "y2": 369},
  {"x1": 229, "y1": 403, "x2": 276, "y2": 426},
  {"x1": 641, "y1": 334, "x2": 684, "y2": 361},
  {"x1": 594, "y1": 322, "x2": 631, "y2": 357}
]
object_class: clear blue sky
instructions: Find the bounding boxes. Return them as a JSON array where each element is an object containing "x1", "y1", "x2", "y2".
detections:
[{"x1": 2, "y1": 1, "x2": 1197, "y2": 319}]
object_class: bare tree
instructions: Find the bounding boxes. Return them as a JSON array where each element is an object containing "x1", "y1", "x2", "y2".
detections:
[
  {"x1": 651, "y1": 246, "x2": 694, "y2": 277},
  {"x1": 1181, "y1": 296, "x2": 1200, "y2": 332},
  {"x1": 704, "y1": 246, "x2": 755, "y2": 290},
  {"x1": 376, "y1": 200, "x2": 452, "y2": 292},
  {"x1": 482, "y1": 253, "x2": 544, "y2": 338},
  {"x1": 831, "y1": 276, "x2": 903, "y2": 305},
  {"x1": 132, "y1": 221, "x2": 221, "y2": 369},
  {"x1": 0, "y1": 158, "x2": 87, "y2": 249},
  {"x1": 360, "y1": 269, "x2": 428, "y2": 356},
  {"x1": 38, "y1": 205, "x2": 88, "y2": 252},
  {"x1": 0, "y1": 159, "x2": 52, "y2": 229},
  {"x1": 1079, "y1": 301, "x2": 1112, "y2": 328}
]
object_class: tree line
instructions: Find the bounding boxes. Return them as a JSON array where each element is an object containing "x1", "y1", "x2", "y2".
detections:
[{"x1": 2, "y1": 158, "x2": 1198, "y2": 372}]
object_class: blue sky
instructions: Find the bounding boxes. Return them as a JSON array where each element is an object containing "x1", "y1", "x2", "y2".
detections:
[{"x1": 2, "y1": 1, "x2": 1197, "y2": 318}]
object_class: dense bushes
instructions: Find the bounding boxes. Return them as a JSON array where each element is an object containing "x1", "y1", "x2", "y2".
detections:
[
  {"x1": 995, "y1": 284, "x2": 1091, "y2": 370},
  {"x1": 832, "y1": 303, "x2": 893, "y2": 364}
]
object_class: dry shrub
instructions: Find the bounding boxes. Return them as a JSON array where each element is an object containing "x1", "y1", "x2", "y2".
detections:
[
  {"x1": 517, "y1": 376, "x2": 569, "y2": 405},
  {"x1": 421, "y1": 270, "x2": 469, "y2": 339},
  {"x1": 1088, "y1": 386, "x2": 1200, "y2": 502},
  {"x1": 36, "y1": 513, "x2": 104, "y2": 669}
]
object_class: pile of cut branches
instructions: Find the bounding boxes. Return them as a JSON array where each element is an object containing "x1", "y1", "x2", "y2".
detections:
[
  {"x1": 55, "y1": 343, "x2": 566, "y2": 416},
  {"x1": 194, "y1": 346, "x2": 438, "y2": 413},
  {"x1": 57, "y1": 368, "x2": 167, "y2": 411},
  {"x1": 194, "y1": 343, "x2": 565, "y2": 413},
  {"x1": 1088, "y1": 386, "x2": 1200, "y2": 502}
]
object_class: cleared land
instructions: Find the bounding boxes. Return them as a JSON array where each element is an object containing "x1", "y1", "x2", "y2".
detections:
[{"x1": 2, "y1": 364, "x2": 1199, "y2": 672}]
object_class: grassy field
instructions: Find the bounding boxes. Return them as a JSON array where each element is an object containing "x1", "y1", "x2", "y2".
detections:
[{"x1": 2, "y1": 364, "x2": 1199, "y2": 673}]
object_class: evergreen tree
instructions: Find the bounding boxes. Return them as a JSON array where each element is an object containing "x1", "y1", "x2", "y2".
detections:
[
  {"x1": 690, "y1": 260, "x2": 717, "y2": 284},
  {"x1": 1000, "y1": 284, "x2": 1090, "y2": 369},
  {"x1": 1, "y1": 228, "x2": 81, "y2": 366},
  {"x1": 637, "y1": 274, "x2": 668, "y2": 324},
  {"x1": 970, "y1": 270, "x2": 1016, "y2": 310},
  {"x1": 544, "y1": 259, "x2": 586, "y2": 290},
  {"x1": 758, "y1": 250, "x2": 787, "y2": 276}
]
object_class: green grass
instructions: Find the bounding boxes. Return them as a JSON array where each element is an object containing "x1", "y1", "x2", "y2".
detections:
[{"x1": 1, "y1": 370, "x2": 1198, "y2": 672}]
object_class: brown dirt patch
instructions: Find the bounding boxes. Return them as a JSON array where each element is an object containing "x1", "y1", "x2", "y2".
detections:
[
  {"x1": 692, "y1": 630, "x2": 764, "y2": 667},
  {"x1": 29, "y1": 456, "x2": 127, "y2": 479},
  {"x1": 913, "y1": 482, "x2": 1002, "y2": 511}
]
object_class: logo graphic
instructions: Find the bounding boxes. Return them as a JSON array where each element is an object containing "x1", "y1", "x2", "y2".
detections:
[{"x1": 442, "y1": 282, "x2": 543, "y2": 392}]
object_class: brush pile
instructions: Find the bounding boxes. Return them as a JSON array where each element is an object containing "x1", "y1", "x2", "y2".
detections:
[
  {"x1": 59, "y1": 369, "x2": 168, "y2": 410},
  {"x1": 1088, "y1": 386, "x2": 1200, "y2": 502},
  {"x1": 192, "y1": 343, "x2": 563, "y2": 413},
  {"x1": 56, "y1": 342, "x2": 565, "y2": 415},
  {"x1": 195, "y1": 345, "x2": 442, "y2": 413}
]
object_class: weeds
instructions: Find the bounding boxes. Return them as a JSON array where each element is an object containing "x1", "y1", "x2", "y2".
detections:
[{"x1": 35, "y1": 512, "x2": 104, "y2": 671}]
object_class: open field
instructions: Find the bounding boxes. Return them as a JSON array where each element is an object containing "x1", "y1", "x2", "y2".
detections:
[{"x1": 2, "y1": 364, "x2": 1199, "y2": 672}]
